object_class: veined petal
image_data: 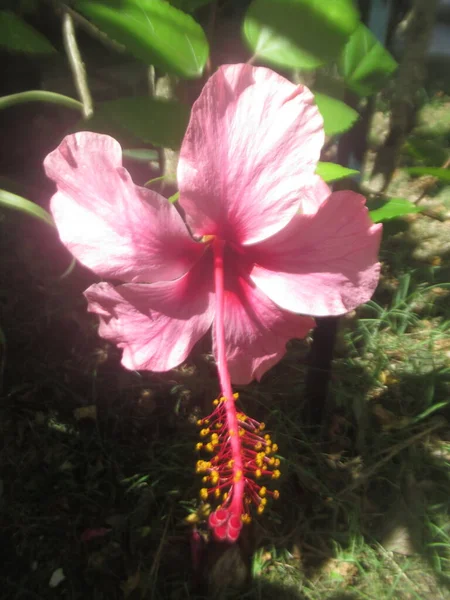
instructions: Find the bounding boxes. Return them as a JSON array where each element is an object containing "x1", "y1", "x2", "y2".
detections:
[
  {"x1": 213, "y1": 263, "x2": 315, "y2": 384},
  {"x1": 45, "y1": 132, "x2": 203, "y2": 283},
  {"x1": 178, "y1": 64, "x2": 324, "y2": 246},
  {"x1": 84, "y1": 254, "x2": 214, "y2": 372},
  {"x1": 249, "y1": 191, "x2": 382, "y2": 316}
]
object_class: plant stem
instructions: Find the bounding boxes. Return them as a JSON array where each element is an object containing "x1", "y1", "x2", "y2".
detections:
[
  {"x1": 62, "y1": 10, "x2": 93, "y2": 119},
  {"x1": 212, "y1": 238, "x2": 244, "y2": 512},
  {"x1": 0, "y1": 91, "x2": 83, "y2": 113}
]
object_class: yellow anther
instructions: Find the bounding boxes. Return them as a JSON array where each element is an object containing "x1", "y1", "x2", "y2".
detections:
[
  {"x1": 211, "y1": 433, "x2": 219, "y2": 441},
  {"x1": 200, "y1": 428, "x2": 210, "y2": 438},
  {"x1": 201, "y1": 234, "x2": 215, "y2": 244},
  {"x1": 268, "y1": 457, "x2": 275, "y2": 466},
  {"x1": 239, "y1": 428, "x2": 245, "y2": 437},
  {"x1": 195, "y1": 443, "x2": 203, "y2": 451},
  {"x1": 229, "y1": 429, "x2": 235, "y2": 437},
  {"x1": 271, "y1": 443, "x2": 278, "y2": 453},
  {"x1": 272, "y1": 470, "x2": 281, "y2": 479},
  {"x1": 273, "y1": 490, "x2": 280, "y2": 500},
  {"x1": 254, "y1": 442, "x2": 262, "y2": 451},
  {"x1": 214, "y1": 489, "x2": 221, "y2": 498},
  {"x1": 213, "y1": 399, "x2": 219, "y2": 406},
  {"x1": 259, "y1": 423, "x2": 265, "y2": 431},
  {"x1": 257, "y1": 505, "x2": 265, "y2": 515},
  {"x1": 223, "y1": 492, "x2": 228, "y2": 501},
  {"x1": 234, "y1": 469, "x2": 243, "y2": 482},
  {"x1": 185, "y1": 513, "x2": 199, "y2": 524},
  {"x1": 260, "y1": 498, "x2": 267, "y2": 506},
  {"x1": 215, "y1": 422, "x2": 223, "y2": 429},
  {"x1": 259, "y1": 487, "x2": 267, "y2": 498},
  {"x1": 233, "y1": 393, "x2": 239, "y2": 400},
  {"x1": 264, "y1": 434, "x2": 271, "y2": 441},
  {"x1": 256, "y1": 457, "x2": 263, "y2": 468},
  {"x1": 228, "y1": 459, "x2": 234, "y2": 468},
  {"x1": 202, "y1": 476, "x2": 209, "y2": 483},
  {"x1": 210, "y1": 471, "x2": 219, "y2": 485},
  {"x1": 196, "y1": 419, "x2": 204, "y2": 426},
  {"x1": 274, "y1": 458, "x2": 280, "y2": 467},
  {"x1": 241, "y1": 514, "x2": 252, "y2": 524},
  {"x1": 205, "y1": 443, "x2": 214, "y2": 453},
  {"x1": 200, "y1": 488, "x2": 209, "y2": 500},
  {"x1": 255, "y1": 469, "x2": 262, "y2": 478},
  {"x1": 265, "y1": 445, "x2": 272, "y2": 453}
]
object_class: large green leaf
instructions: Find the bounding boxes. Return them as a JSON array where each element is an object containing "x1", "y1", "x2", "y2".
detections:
[
  {"x1": 243, "y1": 0, "x2": 359, "y2": 70},
  {"x1": 314, "y1": 92, "x2": 359, "y2": 136},
  {"x1": 369, "y1": 198, "x2": 423, "y2": 223},
  {"x1": 74, "y1": 0, "x2": 208, "y2": 78},
  {"x1": 315, "y1": 162, "x2": 359, "y2": 182},
  {"x1": 169, "y1": 0, "x2": 213, "y2": 11},
  {"x1": 0, "y1": 189, "x2": 55, "y2": 227},
  {"x1": 78, "y1": 96, "x2": 190, "y2": 149},
  {"x1": 407, "y1": 167, "x2": 450, "y2": 182},
  {"x1": 339, "y1": 23, "x2": 398, "y2": 97},
  {"x1": 0, "y1": 10, "x2": 55, "y2": 54}
]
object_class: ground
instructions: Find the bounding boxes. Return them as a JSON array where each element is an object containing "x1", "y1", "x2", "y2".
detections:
[{"x1": 1, "y1": 94, "x2": 450, "y2": 599}]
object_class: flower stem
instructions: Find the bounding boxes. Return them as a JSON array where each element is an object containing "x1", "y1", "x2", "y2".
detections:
[{"x1": 212, "y1": 238, "x2": 244, "y2": 515}]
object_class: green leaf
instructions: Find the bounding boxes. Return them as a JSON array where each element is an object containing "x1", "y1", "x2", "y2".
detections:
[
  {"x1": 314, "y1": 92, "x2": 359, "y2": 136},
  {"x1": 369, "y1": 198, "x2": 423, "y2": 223},
  {"x1": 315, "y1": 162, "x2": 359, "y2": 182},
  {"x1": 0, "y1": 90, "x2": 83, "y2": 113},
  {"x1": 406, "y1": 167, "x2": 450, "y2": 182},
  {"x1": 339, "y1": 23, "x2": 398, "y2": 97},
  {"x1": 78, "y1": 96, "x2": 190, "y2": 149},
  {"x1": 0, "y1": 189, "x2": 55, "y2": 227},
  {"x1": 403, "y1": 137, "x2": 448, "y2": 167},
  {"x1": 0, "y1": 10, "x2": 56, "y2": 54},
  {"x1": 74, "y1": 0, "x2": 208, "y2": 78},
  {"x1": 243, "y1": 0, "x2": 359, "y2": 70},
  {"x1": 169, "y1": 0, "x2": 212, "y2": 11}
]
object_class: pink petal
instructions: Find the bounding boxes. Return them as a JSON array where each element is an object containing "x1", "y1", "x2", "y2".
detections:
[
  {"x1": 249, "y1": 191, "x2": 382, "y2": 316},
  {"x1": 214, "y1": 260, "x2": 315, "y2": 385},
  {"x1": 298, "y1": 175, "x2": 332, "y2": 215},
  {"x1": 178, "y1": 64, "x2": 324, "y2": 246},
  {"x1": 84, "y1": 254, "x2": 214, "y2": 372},
  {"x1": 44, "y1": 132, "x2": 203, "y2": 283}
]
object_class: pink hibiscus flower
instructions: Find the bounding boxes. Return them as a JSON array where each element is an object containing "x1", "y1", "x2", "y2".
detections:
[{"x1": 44, "y1": 63, "x2": 382, "y2": 541}]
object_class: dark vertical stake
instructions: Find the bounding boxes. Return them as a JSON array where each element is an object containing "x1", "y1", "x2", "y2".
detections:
[{"x1": 303, "y1": 0, "x2": 395, "y2": 429}]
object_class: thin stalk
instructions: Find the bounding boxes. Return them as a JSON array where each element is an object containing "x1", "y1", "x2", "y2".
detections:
[
  {"x1": 62, "y1": 10, "x2": 93, "y2": 119},
  {"x1": 212, "y1": 238, "x2": 244, "y2": 512},
  {"x1": 0, "y1": 91, "x2": 83, "y2": 113}
]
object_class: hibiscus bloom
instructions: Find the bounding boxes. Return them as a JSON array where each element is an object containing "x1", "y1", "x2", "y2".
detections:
[
  {"x1": 44, "y1": 63, "x2": 381, "y2": 540},
  {"x1": 44, "y1": 63, "x2": 381, "y2": 385}
]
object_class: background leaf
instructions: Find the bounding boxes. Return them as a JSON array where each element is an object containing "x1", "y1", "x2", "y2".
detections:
[
  {"x1": 243, "y1": 0, "x2": 359, "y2": 70},
  {"x1": 0, "y1": 10, "x2": 55, "y2": 54},
  {"x1": 0, "y1": 189, "x2": 55, "y2": 227},
  {"x1": 406, "y1": 167, "x2": 450, "y2": 182},
  {"x1": 314, "y1": 92, "x2": 359, "y2": 136},
  {"x1": 369, "y1": 198, "x2": 423, "y2": 223},
  {"x1": 78, "y1": 97, "x2": 190, "y2": 149},
  {"x1": 315, "y1": 162, "x2": 359, "y2": 182},
  {"x1": 74, "y1": 0, "x2": 209, "y2": 78},
  {"x1": 339, "y1": 23, "x2": 398, "y2": 96},
  {"x1": 169, "y1": 0, "x2": 213, "y2": 11}
]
